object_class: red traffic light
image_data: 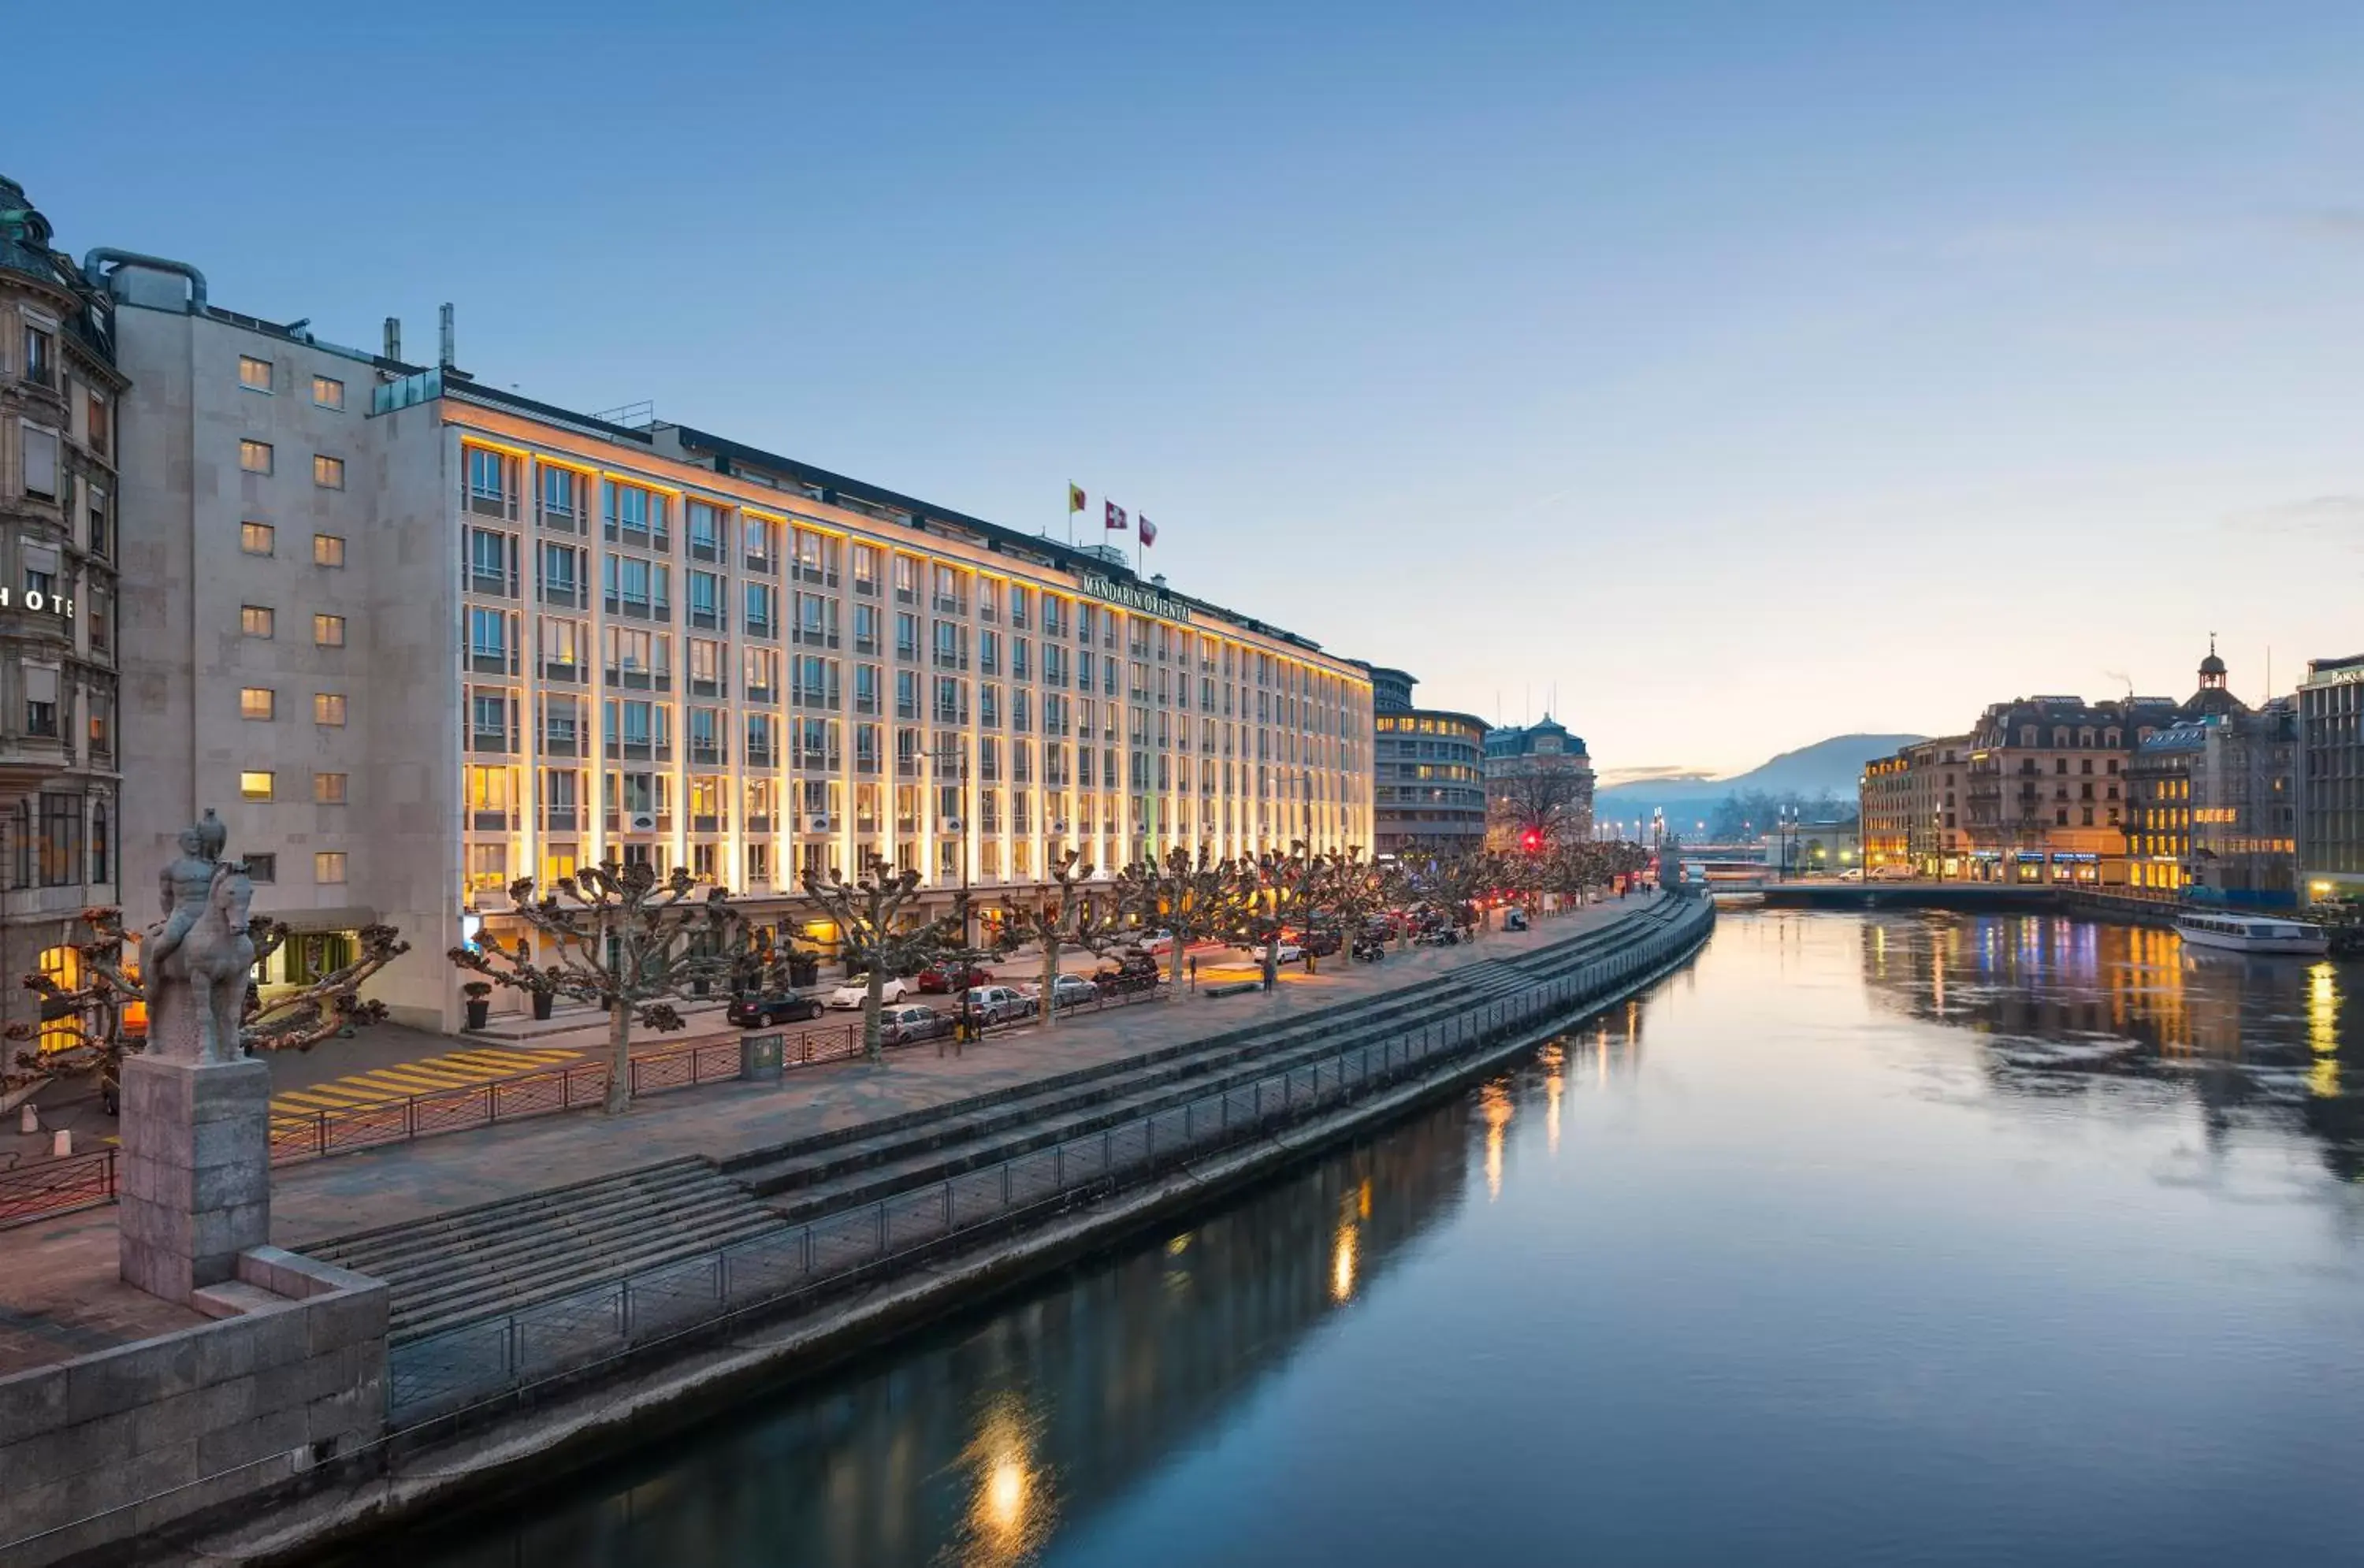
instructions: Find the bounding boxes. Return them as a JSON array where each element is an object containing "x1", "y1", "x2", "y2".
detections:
[{"x1": 1521, "y1": 830, "x2": 1542, "y2": 852}]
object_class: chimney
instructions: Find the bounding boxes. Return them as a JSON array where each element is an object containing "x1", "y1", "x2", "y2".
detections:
[
  {"x1": 438, "y1": 303, "x2": 455, "y2": 367},
  {"x1": 382, "y1": 317, "x2": 401, "y2": 360}
]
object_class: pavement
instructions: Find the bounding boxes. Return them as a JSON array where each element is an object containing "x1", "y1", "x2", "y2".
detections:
[{"x1": 0, "y1": 894, "x2": 1659, "y2": 1374}]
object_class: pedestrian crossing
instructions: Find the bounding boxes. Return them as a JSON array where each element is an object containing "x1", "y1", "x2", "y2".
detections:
[{"x1": 268, "y1": 1046, "x2": 582, "y2": 1128}]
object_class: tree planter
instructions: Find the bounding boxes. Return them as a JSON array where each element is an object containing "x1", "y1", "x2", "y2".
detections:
[
  {"x1": 531, "y1": 991, "x2": 555, "y2": 1021},
  {"x1": 464, "y1": 999, "x2": 491, "y2": 1030}
]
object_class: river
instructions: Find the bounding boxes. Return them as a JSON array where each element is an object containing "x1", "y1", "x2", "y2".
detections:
[{"x1": 380, "y1": 911, "x2": 2364, "y2": 1567}]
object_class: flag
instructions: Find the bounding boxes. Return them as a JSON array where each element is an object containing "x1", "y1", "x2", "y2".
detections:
[
  {"x1": 1139, "y1": 516, "x2": 1158, "y2": 547},
  {"x1": 1105, "y1": 500, "x2": 1127, "y2": 532}
]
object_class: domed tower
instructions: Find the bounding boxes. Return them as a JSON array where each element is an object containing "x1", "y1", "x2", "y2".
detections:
[
  {"x1": 2185, "y1": 635, "x2": 2243, "y2": 718},
  {"x1": 2199, "y1": 636, "x2": 2228, "y2": 692}
]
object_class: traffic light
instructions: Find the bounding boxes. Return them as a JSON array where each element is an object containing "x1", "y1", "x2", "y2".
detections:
[{"x1": 1521, "y1": 829, "x2": 1542, "y2": 853}]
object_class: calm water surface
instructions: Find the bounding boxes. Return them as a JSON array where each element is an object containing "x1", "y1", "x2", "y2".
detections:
[{"x1": 393, "y1": 912, "x2": 2364, "y2": 1567}]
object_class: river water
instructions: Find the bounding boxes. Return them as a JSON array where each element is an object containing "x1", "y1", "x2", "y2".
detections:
[{"x1": 390, "y1": 912, "x2": 2364, "y2": 1567}]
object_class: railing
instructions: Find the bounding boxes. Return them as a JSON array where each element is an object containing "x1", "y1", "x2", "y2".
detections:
[
  {"x1": 385, "y1": 901, "x2": 1711, "y2": 1425},
  {"x1": 0, "y1": 1146, "x2": 115, "y2": 1227}
]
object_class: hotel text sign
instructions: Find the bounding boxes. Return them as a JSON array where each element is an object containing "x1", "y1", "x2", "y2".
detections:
[
  {"x1": 1080, "y1": 574, "x2": 1191, "y2": 625},
  {"x1": 0, "y1": 588, "x2": 73, "y2": 619}
]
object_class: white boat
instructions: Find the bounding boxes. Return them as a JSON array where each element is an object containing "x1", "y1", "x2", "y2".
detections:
[{"x1": 2173, "y1": 912, "x2": 2329, "y2": 957}]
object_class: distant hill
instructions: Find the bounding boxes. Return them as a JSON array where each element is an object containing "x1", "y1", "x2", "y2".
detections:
[{"x1": 1595, "y1": 734, "x2": 1927, "y2": 816}]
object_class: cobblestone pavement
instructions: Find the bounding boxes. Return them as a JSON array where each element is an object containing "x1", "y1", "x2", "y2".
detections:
[{"x1": 0, "y1": 896, "x2": 1656, "y2": 1373}]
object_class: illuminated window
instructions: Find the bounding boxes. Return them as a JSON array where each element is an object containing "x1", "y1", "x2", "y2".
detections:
[
  {"x1": 35, "y1": 946, "x2": 80, "y2": 1055},
  {"x1": 311, "y1": 375, "x2": 344, "y2": 410},
  {"x1": 238, "y1": 439, "x2": 273, "y2": 474},
  {"x1": 240, "y1": 686, "x2": 274, "y2": 721},
  {"x1": 240, "y1": 770, "x2": 273, "y2": 801},
  {"x1": 314, "y1": 613, "x2": 345, "y2": 648},
  {"x1": 237, "y1": 355, "x2": 272, "y2": 392},
  {"x1": 314, "y1": 533, "x2": 345, "y2": 568},
  {"x1": 240, "y1": 522, "x2": 275, "y2": 556},
  {"x1": 314, "y1": 771, "x2": 347, "y2": 804},
  {"x1": 312, "y1": 454, "x2": 345, "y2": 489},
  {"x1": 314, "y1": 851, "x2": 347, "y2": 885},
  {"x1": 240, "y1": 605, "x2": 274, "y2": 638},
  {"x1": 313, "y1": 692, "x2": 347, "y2": 726}
]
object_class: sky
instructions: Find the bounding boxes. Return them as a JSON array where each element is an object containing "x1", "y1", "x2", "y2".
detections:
[{"x1": 18, "y1": 1, "x2": 2364, "y2": 775}]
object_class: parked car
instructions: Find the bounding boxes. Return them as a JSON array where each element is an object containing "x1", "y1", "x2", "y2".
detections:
[
  {"x1": 1137, "y1": 929, "x2": 1177, "y2": 955},
  {"x1": 879, "y1": 1003, "x2": 953, "y2": 1046},
  {"x1": 1836, "y1": 868, "x2": 1865, "y2": 882},
  {"x1": 727, "y1": 991, "x2": 823, "y2": 1027},
  {"x1": 1097, "y1": 953, "x2": 1162, "y2": 994},
  {"x1": 1240, "y1": 938, "x2": 1305, "y2": 964},
  {"x1": 916, "y1": 961, "x2": 996, "y2": 994},
  {"x1": 1299, "y1": 929, "x2": 1344, "y2": 957},
  {"x1": 1024, "y1": 973, "x2": 1102, "y2": 1010},
  {"x1": 1870, "y1": 864, "x2": 1918, "y2": 882},
  {"x1": 827, "y1": 975, "x2": 909, "y2": 1009},
  {"x1": 957, "y1": 984, "x2": 1035, "y2": 1025}
]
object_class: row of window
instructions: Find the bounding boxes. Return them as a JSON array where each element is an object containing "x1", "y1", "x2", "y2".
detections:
[
  {"x1": 238, "y1": 354, "x2": 346, "y2": 410},
  {"x1": 240, "y1": 520, "x2": 346, "y2": 567},
  {"x1": 239, "y1": 771, "x2": 348, "y2": 803},
  {"x1": 239, "y1": 689, "x2": 345, "y2": 724},
  {"x1": 230, "y1": 850, "x2": 344, "y2": 886},
  {"x1": 237, "y1": 439, "x2": 344, "y2": 489},
  {"x1": 239, "y1": 606, "x2": 344, "y2": 646}
]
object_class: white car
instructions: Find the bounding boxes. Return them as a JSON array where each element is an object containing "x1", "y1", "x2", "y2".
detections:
[
  {"x1": 1241, "y1": 939, "x2": 1303, "y2": 964},
  {"x1": 826, "y1": 975, "x2": 909, "y2": 1009},
  {"x1": 1138, "y1": 930, "x2": 1177, "y2": 955},
  {"x1": 1022, "y1": 974, "x2": 1102, "y2": 1010},
  {"x1": 957, "y1": 985, "x2": 1035, "y2": 1024}
]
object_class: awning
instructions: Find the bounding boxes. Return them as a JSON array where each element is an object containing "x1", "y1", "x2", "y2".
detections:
[{"x1": 253, "y1": 904, "x2": 380, "y2": 934}]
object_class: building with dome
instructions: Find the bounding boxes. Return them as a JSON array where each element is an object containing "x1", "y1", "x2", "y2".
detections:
[
  {"x1": 1482, "y1": 714, "x2": 1594, "y2": 850},
  {"x1": 2122, "y1": 641, "x2": 2296, "y2": 901}
]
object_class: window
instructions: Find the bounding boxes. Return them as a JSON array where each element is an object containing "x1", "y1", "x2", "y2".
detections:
[
  {"x1": 22, "y1": 666, "x2": 58, "y2": 738},
  {"x1": 238, "y1": 355, "x2": 273, "y2": 392},
  {"x1": 240, "y1": 686, "x2": 275, "y2": 720},
  {"x1": 20, "y1": 425, "x2": 58, "y2": 498},
  {"x1": 240, "y1": 521, "x2": 275, "y2": 555},
  {"x1": 240, "y1": 770, "x2": 274, "y2": 801},
  {"x1": 314, "y1": 771, "x2": 348, "y2": 804},
  {"x1": 314, "y1": 533, "x2": 345, "y2": 567},
  {"x1": 314, "y1": 851, "x2": 347, "y2": 885},
  {"x1": 240, "y1": 605, "x2": 274, "y2": 638},
  {"x1": 314, "y1": 613, "x2": 345, "y2": 648},
  {"x1": 37, "y1": 796, "x2": 80, "y2": 888},
  {"x1": 312, "y1": 375, "x2": 344, "y2": 410},
  {"x1": 23, "y1": 326, "x2": 53, "y2": 386},
  {"x1": 313, "y1": 692, "x2": 347, "y2": 726},
  {"x1": 87, "y1": 491, "x2": 110, "y2": 558},
  {"x1": 312, "y1": 455, "x2": 345, "y2": 489},
  {"x1": 245, "y1": 853, "x2": 276, "y2": 884},
  {"x1": 239, "y1": 439, "x2": 273, "y2": 474}
]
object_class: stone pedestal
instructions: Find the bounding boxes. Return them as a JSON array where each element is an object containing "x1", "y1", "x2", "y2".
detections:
[{"x1": 117, "y1": 1055, "x2": 272, "y2": 1302}]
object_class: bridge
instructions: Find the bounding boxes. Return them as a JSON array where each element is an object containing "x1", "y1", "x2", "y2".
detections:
[{"x1": 1741, "y1": 880, "x2": 2178, "y2": 925}]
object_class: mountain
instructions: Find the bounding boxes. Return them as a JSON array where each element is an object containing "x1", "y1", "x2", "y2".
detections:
[{"x1": 1594, "y1": 734, "x2": 1927, "y2": 817}]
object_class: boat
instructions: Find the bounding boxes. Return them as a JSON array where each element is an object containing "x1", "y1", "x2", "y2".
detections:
[{"x1": 2173, "y1": 912, "x2": 2330, "y2": 957}]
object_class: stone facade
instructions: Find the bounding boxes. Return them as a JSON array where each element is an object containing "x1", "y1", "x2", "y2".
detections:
[
  {"x1": 1482, "y1": 715, "x2": 1594, "y2": 850},
  {"x1": 0, "y1": 176, "x2": 123, "y2": 1049}
]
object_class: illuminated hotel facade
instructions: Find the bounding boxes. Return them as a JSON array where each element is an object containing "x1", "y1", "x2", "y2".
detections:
[{"x1": 110, "y1": 272, "x2": 1373, "y2": 1028}]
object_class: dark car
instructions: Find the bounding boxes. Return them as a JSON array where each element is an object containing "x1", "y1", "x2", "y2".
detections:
[
  {"x1": 916, "y1": 961, "x2": 997, "y2": 994},
  {"x1": 1097, "y1": 953, "x2": 1162, "y2": 994},
  {"x1": 1300, "y1": 929, "x2": 1344, "y2": 958},
  {"x1": 728, "y1": 991, "x2": 823, "y2": 1027}
]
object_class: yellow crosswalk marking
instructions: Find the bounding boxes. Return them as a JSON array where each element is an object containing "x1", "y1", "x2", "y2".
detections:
[{"x1": 268, "y1": 1045, "x2": 582, "y2": 1120}]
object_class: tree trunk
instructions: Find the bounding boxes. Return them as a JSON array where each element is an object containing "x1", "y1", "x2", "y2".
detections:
[
  {"x1": 1040, "y1": 935, "x2": 1061, "y2": 1029},
  {"x1": 1168, "y1": 923, "x2": 1187, "y2": 992},
  {"x1": 863, "y1": 965, "x2": 885, "y2": 1061},
  {"x1": 603, "y1": 999, "x2": 633, "y2": 1115}
]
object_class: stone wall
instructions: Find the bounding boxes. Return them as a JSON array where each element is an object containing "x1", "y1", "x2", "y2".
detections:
[{"x1": 0, "y1": 1247, "x2": 386, "y2": 1568}]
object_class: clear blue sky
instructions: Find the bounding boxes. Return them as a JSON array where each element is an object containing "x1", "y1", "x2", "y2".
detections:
[{"x1": 21, "y1": 2, "x2": 2364, "y2": 775}]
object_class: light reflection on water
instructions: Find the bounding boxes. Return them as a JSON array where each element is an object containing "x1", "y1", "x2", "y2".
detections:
[{"x1": 375, "y1": 912, "x2": 2364, "y2": 1568}]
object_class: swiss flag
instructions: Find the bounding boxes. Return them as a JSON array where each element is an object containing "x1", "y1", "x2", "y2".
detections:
[
  {"x1": 1105, "y1": 501, "x2": 1127, "y2": 532},
  {"x1": 1139, "y1": 516, "x2": 1158, "y2": 547}
]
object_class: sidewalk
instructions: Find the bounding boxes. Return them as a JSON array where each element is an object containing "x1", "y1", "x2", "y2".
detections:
[{"x1": 0, "y1": 897, "x2": 1659, "y2": 1373}]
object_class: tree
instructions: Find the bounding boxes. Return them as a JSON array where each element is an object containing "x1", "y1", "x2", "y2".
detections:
[
  {"x1": 1115, "y1": 845, "x2": 1238, "y2": 991},
  {"x1": 450, "y1": 864, "x2": 746, "y2": 1114},
  {"x1": 1315, "y1": 849, "x2": 1392, "y2": 962},
  {"x1": 6, "y1": 906, "x2": 409, "y2": 1101},
  {"x1": 800, "y1": 857, "x2": 954, "y2": 1061},
  {"x1": 1001, "y1": 851, "x2": 1129, "y2": 1028},
  {"x1": 1491, "y1": 767, "x2": 1589, "y2": 851},
  {"x1": 1223, "y1": 842, "x2": 1325, "y2": 987},
  {"x1": 1401, "y1": 845, "x2": 1497, "y2": 940}
]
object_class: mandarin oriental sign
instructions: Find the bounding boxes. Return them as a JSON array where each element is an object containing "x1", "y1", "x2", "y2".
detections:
[
  {"x1": 0, "y1": 587, "x2": 73, "y2": 619},
  {"x1": 1079, "y1": 574, "x2": 1191, "y2": 625}
]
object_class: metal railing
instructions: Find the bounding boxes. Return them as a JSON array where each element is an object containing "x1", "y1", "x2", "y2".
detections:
[
  {"x1": 385, "y1": 903, "x2": 1710, "y2": 1425},
  {"x1": 0, "y1": 1146, "x2": 115, "y2": 1227}
]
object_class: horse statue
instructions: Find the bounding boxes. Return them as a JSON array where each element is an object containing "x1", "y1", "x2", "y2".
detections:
[{"x1": 147, "y1": 843, "x2": 257, "y2": 1065}]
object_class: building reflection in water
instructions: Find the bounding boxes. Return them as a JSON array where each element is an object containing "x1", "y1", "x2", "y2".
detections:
[
  {"x1": 1853, "y1": 911, "x2": 2364, "y2": 1179},
  {"x1": 384, "y1": 1064, "x2": 1544, "y2": 1568}
]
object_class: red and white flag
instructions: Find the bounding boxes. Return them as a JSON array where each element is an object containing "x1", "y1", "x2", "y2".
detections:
[
  {"x1": 1105, "y1": 501, "x2": 1128, "y2": 533},
  {"x1": 1139, "y1": 516, "x2": 1158, "y2": 547}
]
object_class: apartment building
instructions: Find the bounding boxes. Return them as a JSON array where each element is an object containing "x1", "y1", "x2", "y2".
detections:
[
  {"x1": 110, "y1": 270, "x2": 1374, "y2": 1028},
  {"x1": 0, "y1": 177, "x2": 122, "y2": 1045},
  {"x1": 1363, "y1": 666, "x2": 1488, "y2": 856},
  {"x1": 2298, "y1": 652, "x2": 2364, "y2": 900},
  {"x1": 1482, "y1": 715, "x2": 1595, "y2": 849}
]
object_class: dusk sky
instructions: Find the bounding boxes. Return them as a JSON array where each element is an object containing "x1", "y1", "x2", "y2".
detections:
[{"x1": 21, "y1": 2, "x2": 2364, "y2": 776}]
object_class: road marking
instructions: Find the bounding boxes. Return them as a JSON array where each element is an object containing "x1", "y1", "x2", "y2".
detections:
[{"x1": 269, "y1": 1046, "x2": 580, "y2": 1127}]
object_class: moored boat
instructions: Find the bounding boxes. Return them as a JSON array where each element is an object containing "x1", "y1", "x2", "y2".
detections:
[{"x1": 2174, "y1": 912, "x2": 2330, "y2": 957}]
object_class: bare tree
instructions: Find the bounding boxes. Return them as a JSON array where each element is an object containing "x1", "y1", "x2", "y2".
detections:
[
  {"x1": 1315, "y1": 849, "x2": 1392, "y2": 964},
  {"x1": 1222, "y1": 842, "x2": 1325, "y2": 987},
  {"x1": 1001, "y1": 851, "x2": 1129, "y2": 1028},
  {"x1": 449, "y1": 864, "x2": 746, "y2": 1114},
  {"x1": 8, "y1": 906, "x2": 409, "y2": 1103},
  {"x1": 800, "y1": 857, "x2": 954, "y2": 1061},
  {"x1": 1401, "y1": 845, "x2": 1498, "y2": 941},
  {"x1": 1115, "y1": 845, "x2": 1238, "y2": 991},
  {"x1": 1491, "y1": 767, "x2": 1589, "y2": 851}
]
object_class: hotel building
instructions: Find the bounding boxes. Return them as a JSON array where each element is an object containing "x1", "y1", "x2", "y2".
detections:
[
  {"x1": 1362, "y1": 666, "x2": 1488, "y2": 856},
  {"x1": 108, "y1": 271, "x2": 1373, "y2": 1028}
]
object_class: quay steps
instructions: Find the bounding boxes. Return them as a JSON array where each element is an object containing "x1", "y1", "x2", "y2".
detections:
[{"x1": 318, "y1": 898, "x2": 1689, "y2": 1347}]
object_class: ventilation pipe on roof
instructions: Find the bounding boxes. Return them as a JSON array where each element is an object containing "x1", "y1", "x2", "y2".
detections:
[
  {"x1": 80, "y1": 247, "x2": 207, "y2": 310},
  {"x1": 384, "y1": 317, "x2": 400, "y2": 360},
  {"x1": 439, "y1": 303, "x2": 454, "y2": 367}
]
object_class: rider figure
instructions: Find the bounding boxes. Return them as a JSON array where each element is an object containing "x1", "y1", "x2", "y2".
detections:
[{"x1": 150, "y1": 812, "x2": 227, "y2": 974}]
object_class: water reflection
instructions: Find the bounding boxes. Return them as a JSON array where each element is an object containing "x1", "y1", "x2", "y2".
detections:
[
  {"x1": 382, "y1": 1078, "x2": 1500, "y2": 1568},
  {"x1": 1854, "y1": 911, "x2": 2364, "y2": 1178}
]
